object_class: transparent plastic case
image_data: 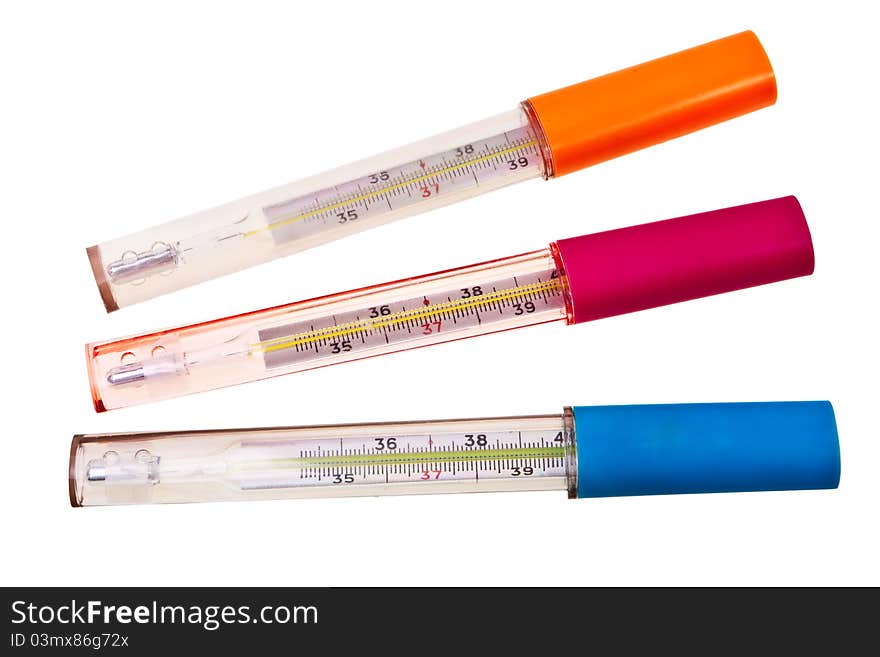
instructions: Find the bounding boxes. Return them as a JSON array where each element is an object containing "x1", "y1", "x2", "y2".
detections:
[
  {"x1": 86, "y1": 194, "x2": 817, "y2": 412},
  {"x1": 71, "y1": 401, "x2": 842, "y2": 507},
  {"x1": 88, "y1": 108, "x2": 546, "y2": 311},
  {"x1": 88, "y1": 248, "x2": 569, "y2": 411},
  {"x1": 86, "y1": 32, "x2": 777, "y2": 310},
  {"x1": 70, "y1": 413, "x2": 573, "y2": 506}
]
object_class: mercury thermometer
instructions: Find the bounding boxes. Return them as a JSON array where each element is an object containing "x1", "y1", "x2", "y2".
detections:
[
  {"x1": 86, "y1": 196, "x2": 813, "y2": 411},
  {"x1": 87, "y1": 31, "x2": 776, "y2": 311},
  {"x1": 69, "y1": 401, "x2": 840, "y2": 507}
]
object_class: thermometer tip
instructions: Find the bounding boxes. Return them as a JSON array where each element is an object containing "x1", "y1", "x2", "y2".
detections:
[{"x1": 106, "y1": 362, "x2": 146, "y2": 387}]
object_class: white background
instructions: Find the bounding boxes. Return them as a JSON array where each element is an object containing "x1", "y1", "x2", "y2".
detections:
[{"x1": 1, "y1": 1, "x2": 877, "y2": 586}]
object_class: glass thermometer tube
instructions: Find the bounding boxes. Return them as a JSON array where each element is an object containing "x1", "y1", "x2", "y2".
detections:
[
  {"x1": 86, "y1": 197, "x2": 814, "y2": 411},
  {"x1": 69, "y1": 401, "x2": 840, "y2": 507},
  {"x1": 86, "y1": 31, "x2": 776, "y2": 311}
]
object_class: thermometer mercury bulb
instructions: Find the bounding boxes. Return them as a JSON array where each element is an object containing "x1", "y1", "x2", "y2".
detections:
[
  {"x1": 86, "y1": 196, "x2": 814, "y2": 411},
  {"x1": 69, "y1": 401, "x2": 840, "y2": 507},
  {"x1": 86, "y1": 31, "x2": 776, "y2": 311}
]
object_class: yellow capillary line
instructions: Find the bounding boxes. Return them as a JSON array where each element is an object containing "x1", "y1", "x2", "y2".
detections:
[
  {"x1": 242, "y1": 140, "x2": 538, "y2": 238},
  {"x1": 254, "y1": 278, "x2": 560, "y2": 349},
  {"x1": 258, "y1": 278, "x2": 557, "y2": 347},
  {"x1": 238, "y1": 445, "x2": 566, "y2": 471},
  {"x1": 368, "y1": 281, "x2": 558, "y2": 330},
  {"x1": 251, "y1": 279, "x2": 562, "y2": 355},
  {"x1": 255, "y1": 279, "x2": 561, "y2": 353}
]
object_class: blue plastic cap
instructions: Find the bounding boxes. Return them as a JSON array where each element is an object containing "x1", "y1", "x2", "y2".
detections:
[{"x1": 572, "y1": 402, "x2": 840, "y2": 498}]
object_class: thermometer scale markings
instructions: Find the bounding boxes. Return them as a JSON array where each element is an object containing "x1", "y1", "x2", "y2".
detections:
[
  {"x1": 254, "y1": 126, "x2": 541, "y2": 244},
  {"x1": 255, "y1": 273, "x2": 564, "y2": 368},
  {"x1": 236, "y1": 431, "x2": 565, "y2": 490}
]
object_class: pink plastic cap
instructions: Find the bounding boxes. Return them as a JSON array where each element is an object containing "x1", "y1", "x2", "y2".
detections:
[{"x1": 553, "y1": 196, "x2": 814, "y2": 324}]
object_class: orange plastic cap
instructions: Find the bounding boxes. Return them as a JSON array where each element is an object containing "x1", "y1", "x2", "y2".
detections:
[{"x1": 526, "y1": 31, "x2": 777, "y2": 177}]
